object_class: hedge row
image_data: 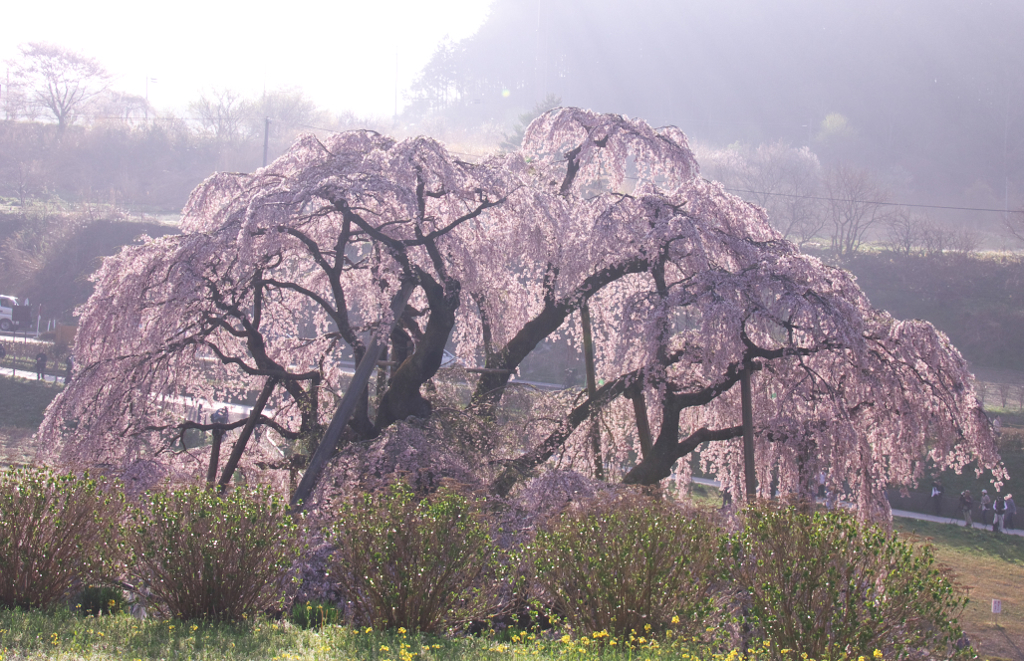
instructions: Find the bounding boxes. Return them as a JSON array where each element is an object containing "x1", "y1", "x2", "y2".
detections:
[{"x1": 0, "y1": 468, "x2": 969, "y2": 660}]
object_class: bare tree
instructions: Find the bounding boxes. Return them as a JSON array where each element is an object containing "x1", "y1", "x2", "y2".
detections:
[
  {"x1": 189, "y1": 90, "x2": 250, "y2": 141},
  {"x1": 883, "y1": 207, "x2": 927, "y2": 256},
  {"x1": 921, "y1": 222, "x2": 981, "y2": 257},
  {"x1": 1004, "y1": 206, "x2": 1024, "y2": 245},
  {"x1": 9, "y1": 43, "x2": 109, "y2": 136},
  {"x1": 821, "y1": 164, "x2": 890, "y2": 257},
  {"x1": 91, "y1": 90, "x2": 151, "y2": 126},
  {"x1": 699, "y1": 141, "x2": 824, "y2": 246}
]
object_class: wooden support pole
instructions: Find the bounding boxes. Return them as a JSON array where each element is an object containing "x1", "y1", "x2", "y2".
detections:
[
  {"x1": 741, "y1": 362, "x2": 757, "y2": 502},
  {"x1": 207, "y1": 429, "x2": 223, "y2": 486},
  {"x1": 580, "y1": 301, "x2": 604, "y2": 481}
]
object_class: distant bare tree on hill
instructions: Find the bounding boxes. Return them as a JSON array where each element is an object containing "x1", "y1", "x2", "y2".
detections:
[
  {"x1": 822, "y1": 164, "x2": 890, "y2": 257},
  {"x1": 8, "y1": 43, "x2": 109, "y2": 137},
  {"x1": 699, "y1": 141, "x2": 824, "y2": 246}
]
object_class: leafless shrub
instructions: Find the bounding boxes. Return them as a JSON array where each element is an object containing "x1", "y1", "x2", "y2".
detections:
[
  {"x1": 121, "y1": 484, "x2": 299, "y2": 622},
  {"x1": 0, "y1": 467, "x2": 121, "y2": 610},
  {"x1": 529, "y1": 490, "x2": 727, "y2": 637},
  {"x1": 325, "y1": 480, "x2": 499, "y2": 632},
  {"x1": 735, "y1": 500, "x2": 970, "y2": 660}
]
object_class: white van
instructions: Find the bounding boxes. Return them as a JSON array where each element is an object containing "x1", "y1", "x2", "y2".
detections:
[{"x1": 0, "y1": 295, "x2": 19, "y2": 332}]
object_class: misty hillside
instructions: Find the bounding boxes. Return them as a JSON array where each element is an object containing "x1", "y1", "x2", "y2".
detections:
[{"x1": 411, "y1": 0, "x2": 1024, "y2": 219}]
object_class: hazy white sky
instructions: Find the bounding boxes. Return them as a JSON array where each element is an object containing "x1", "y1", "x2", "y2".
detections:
[{"x1": 3, "y1": 0, "x2": 492, "y2": 119}]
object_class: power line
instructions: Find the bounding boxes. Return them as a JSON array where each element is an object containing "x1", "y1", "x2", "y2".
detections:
[{"x1": 722, "y1": 187, "x2": 1018, "y2": 215}]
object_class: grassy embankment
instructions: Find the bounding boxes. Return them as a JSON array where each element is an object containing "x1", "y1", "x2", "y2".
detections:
[
  {"x1": 895, "y1": 517, "x2": 1024, "y2": 661},
  {"x1": 0, "y1": 376, "x2": 60, "y2": 467}
]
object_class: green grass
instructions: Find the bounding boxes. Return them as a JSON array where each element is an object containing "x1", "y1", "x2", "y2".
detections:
[
  {"x1": 894, "y1": 517, "x2": 1024, "y2": 661},
  {"x1": 0, "y1": 609, "x2": 740, "y2": 661},
  {"x1": 0, "y1": 377, "x2": 61, "y2": 429}
]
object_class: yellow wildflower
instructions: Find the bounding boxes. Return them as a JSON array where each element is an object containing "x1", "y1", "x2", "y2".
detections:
[{"x1": 671, "y1": 615, "x2": 680, "y2": 624}]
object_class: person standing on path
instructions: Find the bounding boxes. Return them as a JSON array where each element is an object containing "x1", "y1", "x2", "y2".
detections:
[
  {"x1": 1005, "y1": 493, "x2": 1016, "y2": 531},
  {"x1": 993, "y1": 495, "x2": 1007, "y2": 532},
  {"x1": 34, "y1": 351, "x2": 47, "y2": 380},
  {"x1": 981, "y1": 489, "x2": 993, "y2": 526},
  {"x1": 959, "y1": 490, "x2": 973, "y2": 527},
  {"x1": 931, "y1": 480, "x2": 944, "y2": 516}
]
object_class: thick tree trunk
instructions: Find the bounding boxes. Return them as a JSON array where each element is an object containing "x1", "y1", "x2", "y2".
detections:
[
  {"x1": 626, "y1": 384, "x2": 654, "y2": 460},
  {"x1": 374, "y1": 275, "x2": 460, "y2": 430},
  {"x1": 290, "y1": 282, "x2": 416, "y2": 510}
]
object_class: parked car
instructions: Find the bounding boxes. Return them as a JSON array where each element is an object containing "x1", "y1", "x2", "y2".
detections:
[{"x1": 0, "y1": 295, "x2": 18, "y2": 332}]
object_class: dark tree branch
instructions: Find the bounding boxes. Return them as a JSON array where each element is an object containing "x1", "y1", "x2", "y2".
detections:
[
  {"x1": 490, "y1": 371, "x2": 635, "y2": 497},
  {"x1": 622, "y1": 426, "x2": 744, "y2": 485},
  {"x1": 217, "y1": 376, "x2": 279, "y2": 490},
  {"x1": 472, "y1": 254, "x2": 653, "y2": 414}
]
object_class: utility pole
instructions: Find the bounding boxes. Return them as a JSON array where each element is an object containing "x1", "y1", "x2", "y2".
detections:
[{"x1": 263, "y1": 117, "x2": 271, "y2": 167}]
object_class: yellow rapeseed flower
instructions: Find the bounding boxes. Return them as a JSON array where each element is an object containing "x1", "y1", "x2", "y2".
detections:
[
  {"x1": 874, "y1": 652, "x2": 883, "y2": 659},
  {"x1": 380, "y1": 645, "x2": 390, "y2": 652},
  {"x1": 561, "y1": 634, "x2": 571, "y2": 644},
  {"x1": 671, "y1": 616, "x2": 680, "y2": 624}
]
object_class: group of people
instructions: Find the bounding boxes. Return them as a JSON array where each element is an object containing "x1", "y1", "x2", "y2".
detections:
[
  {"x1": 33, "y1": 351, "x2": 73, "y2": 384},
  {"x1": 958, "y1": 488, "x2": 1016, "y2": 532}
]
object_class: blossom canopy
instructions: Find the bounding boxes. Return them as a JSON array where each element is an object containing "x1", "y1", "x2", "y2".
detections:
[{"x1": 40, "y1": 108, "x2": 1002, "y2": 513}]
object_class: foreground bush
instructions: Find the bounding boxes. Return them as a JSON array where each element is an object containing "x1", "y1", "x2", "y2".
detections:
[
  {"x1": 735, "y1": 502, "x2": 969, "y2": 660},
  {"x1": 0, "y1": 467, "x2": 120, "y2": 610},
  {"x1": 121, "y1": 484, "x2": 299, "y2": 622},
  {"x1": 326, "y1": 481, "x2": 498, "y2": 632},
  {"x1": 530, "y1": 490, "x2": 725, "y2": 637}
]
